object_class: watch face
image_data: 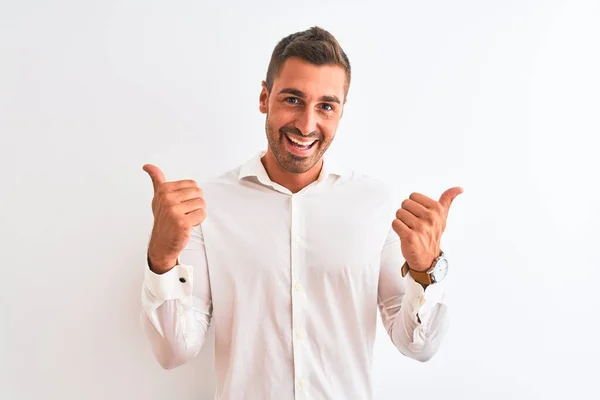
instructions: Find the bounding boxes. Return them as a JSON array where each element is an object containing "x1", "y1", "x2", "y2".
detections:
[{"x1": 431, "y1": 258, "x2": 448, "y2": 283}]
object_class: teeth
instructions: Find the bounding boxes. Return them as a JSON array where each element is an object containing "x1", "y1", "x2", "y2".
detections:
[{"x1": 287, "y1": 134, "x2": 316, "y2": 146}]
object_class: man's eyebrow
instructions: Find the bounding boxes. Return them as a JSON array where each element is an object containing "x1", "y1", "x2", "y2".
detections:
[
  {"x1": 278, "y1": 88, "x2": 341, "y2": 104},
  {"x1": 278, "y1": 88, "x2": 305, "y2": 98},
  {"x1": 319, "y1": 95, "x2": 341, "y2": 104}
]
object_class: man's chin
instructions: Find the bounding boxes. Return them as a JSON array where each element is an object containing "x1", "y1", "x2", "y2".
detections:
[
  {"x1": 282, "y1": 161, "x2": 312, "y2": 174},
  {"x1": 278, "y1": 154, "x2": 317, "y2": 174}
]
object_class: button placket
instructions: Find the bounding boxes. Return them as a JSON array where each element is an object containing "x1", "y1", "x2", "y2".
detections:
[{"x1": 290, "y1": 194, "x2": 308, "y2": 396}]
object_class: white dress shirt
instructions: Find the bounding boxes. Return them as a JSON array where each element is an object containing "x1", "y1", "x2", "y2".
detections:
[{"x1": 140, "y1": 150, "x2": 448, "y2": 400}]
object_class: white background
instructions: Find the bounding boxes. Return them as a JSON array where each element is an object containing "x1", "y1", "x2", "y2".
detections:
[{"x1": 1, "y1": 0, "x2": 599, "y2": 399}]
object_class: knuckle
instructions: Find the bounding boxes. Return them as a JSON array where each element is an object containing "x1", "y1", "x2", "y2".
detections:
[
  {"x1": 437, "y1": 204, "x2": 445, "y2": 216},
  {"x1": 167, "y1": 204, "x2": 179, "y2": 217},
  {"x1": 162, "y1": 192, "x2": 173, "y2": 204},
  {"x1": 413, "y1": 222, "x2": 425, "y2": 233},
  {"x1": 176, "y1": 218, "x2": 189, "y2": 230},
  {"x1": 423, "y1": 210, "x2": 434, "y2": 222},
  {"x1": 156, "y1": 184, "x2": 168, "y2": 196}
]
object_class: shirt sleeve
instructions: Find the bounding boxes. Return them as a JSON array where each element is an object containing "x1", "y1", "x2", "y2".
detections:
[
  {"x1": 140, "y1": 225, "x2": 212, "y2": 369},
  {"x1": 377, "y1": 226, "x2": 449, "y2": 362}
]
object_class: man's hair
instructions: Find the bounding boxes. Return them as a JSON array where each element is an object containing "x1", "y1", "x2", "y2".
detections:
[{"x1": 265, "y1": 26, "x2": 351, "y2": 99}]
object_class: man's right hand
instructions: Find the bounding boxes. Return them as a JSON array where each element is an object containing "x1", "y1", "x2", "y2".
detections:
[{"x1": 143, "y1": 164, "x2": 207, "y2": 274}]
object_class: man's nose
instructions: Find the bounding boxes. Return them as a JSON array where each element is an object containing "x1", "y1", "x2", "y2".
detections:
[{"x1": 296, "y1": 108, "x2": 318, "y2": 136}]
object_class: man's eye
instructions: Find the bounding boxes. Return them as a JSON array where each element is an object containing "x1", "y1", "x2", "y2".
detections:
[
  {"x1": 321, "y1": 103, "x2": 334, "y2": 111},
  {"x1": 285, "y1": 97, "x2": 300, "y2": 104}
]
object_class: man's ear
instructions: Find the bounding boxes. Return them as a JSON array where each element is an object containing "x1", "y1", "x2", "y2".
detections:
[{"x1": 259, "y1": 81, "x2": 269, "y2": 114}]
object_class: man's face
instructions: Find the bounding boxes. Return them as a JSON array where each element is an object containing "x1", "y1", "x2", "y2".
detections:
[{"x1": 259, "y1": 57, "x2": 347, "y2": 174}]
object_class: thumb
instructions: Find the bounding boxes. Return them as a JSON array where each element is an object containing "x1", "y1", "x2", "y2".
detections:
[
  {"x1": 142, "y1": 164, "x2": 166, "y2": 193},
  {"x1": 439, "y1": 186, "x2": 463, "y2": 212}
]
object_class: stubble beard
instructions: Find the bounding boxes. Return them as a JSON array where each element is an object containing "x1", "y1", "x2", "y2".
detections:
[{"x1": 265, "y1": 116, "x2": 331, "y2": 174}]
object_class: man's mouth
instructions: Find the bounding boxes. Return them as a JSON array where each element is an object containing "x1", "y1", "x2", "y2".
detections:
[{"x1": 284, "y1": 133, "x2": 318, "y2": 150}]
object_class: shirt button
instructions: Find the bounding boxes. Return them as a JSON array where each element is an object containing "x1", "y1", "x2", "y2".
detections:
[
  {"x1": 296, "y1": 329, "x2": 306, "y2": 340},
  {"x1": 295, "y1": 236, "x2": 302, "y2": 243},
  {"x1": 298, "y1": 378, "x2": 306, "y2": 388},
  {"x1": 295, "y1": 282, "x2": 303, "y2": 291}
]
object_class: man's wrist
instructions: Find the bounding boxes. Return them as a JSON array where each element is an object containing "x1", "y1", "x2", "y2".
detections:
[
  {"x1": 147, "y1": 254, "x2": 178, "y2": 275},
  {"x1": 403, "y1": 250, "x2": 448, "y2": 288},
  {"x1": 401, "y1": 261, "x2": 432, "y2": 287},
  {"x1": 410, "y1": 270, "x2": 430, "y2": 290}
]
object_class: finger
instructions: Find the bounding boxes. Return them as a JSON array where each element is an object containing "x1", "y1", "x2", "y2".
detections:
[
  {"x1": 401, "y1": 198, "x2": 428, "y2": 218},
  {"x1": 170, "y1": 187, "x2": 204, "y2": 203},
  {"x1": 176, "y1": 197, "x2": 206, "y2": 215},
  {"x1": 143, "y1": 164, "x2": 166, "y2": 193},
  {"x1": 392, "y1": 218, "x2": 410, "y2": 237},
  {"x1": 161, "y1": 180, "x2": 199, "y2": 192},
  {"x1": 186, "y1": 208, "x2": 207, "y2": 227},
  {"x1": 395, "y1": 208, "x2": 419, "y2": 229},
  {"x1": 408, "y1": 192, "x2": 438, "y2": 209},
  {"x1": 438, "y1": 186, "x2": 463, "y2": 212}
]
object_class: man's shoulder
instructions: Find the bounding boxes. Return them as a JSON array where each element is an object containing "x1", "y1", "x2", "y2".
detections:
[
  {"x1": 196, "y1": 151, "x2": 262, "y2": 190},
  {"x1": 339, "y1": 166, "x2": 399, "y2": 200},
  {"x1": 197, "y1": 165, "x2": 243, "y2": 191}
]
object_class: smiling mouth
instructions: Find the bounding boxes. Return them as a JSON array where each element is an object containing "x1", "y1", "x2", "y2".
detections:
[{"x1": 284, "y1": 133, "x2": 318, "y2": 150}]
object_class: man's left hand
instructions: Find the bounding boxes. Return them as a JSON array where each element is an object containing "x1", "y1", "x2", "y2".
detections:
[{"x1": 392, "y1": 187, "x2": 463, "y2": 272}]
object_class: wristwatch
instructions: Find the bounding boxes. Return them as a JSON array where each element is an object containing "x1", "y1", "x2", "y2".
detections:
[{"x1": 401, "y1": 251, "x2": 448, "y2": 285}]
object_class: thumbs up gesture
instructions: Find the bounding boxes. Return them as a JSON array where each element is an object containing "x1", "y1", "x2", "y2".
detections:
[
  {"x1": 392, "y1": 187, "x2": 463, "y2": 272},
  {"x1": 143, "y1": 164, "x2": 207, "y2": 274}
]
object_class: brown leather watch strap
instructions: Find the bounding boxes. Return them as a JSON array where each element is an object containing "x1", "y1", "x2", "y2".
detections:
[{"x1": 401, "y1": 261, "x2": 432, "y2": 285}]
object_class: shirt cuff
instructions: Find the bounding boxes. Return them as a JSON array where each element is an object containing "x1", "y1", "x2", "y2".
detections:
[
  {"x1": 144, "y1": 261, "x2": 193, "y2": 302},
  {"x1": 404, "y1": 273, "x2": 447, "y2": 321}
]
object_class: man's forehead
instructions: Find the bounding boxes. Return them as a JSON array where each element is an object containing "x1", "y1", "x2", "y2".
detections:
[{"x1": 273, "y1": 58, "x2": 346, "y2": 97}]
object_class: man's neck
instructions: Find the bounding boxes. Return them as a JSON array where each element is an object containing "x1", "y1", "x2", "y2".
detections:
[{"x1": 261, "y1": 150, "x2": 323, "y2": 194}]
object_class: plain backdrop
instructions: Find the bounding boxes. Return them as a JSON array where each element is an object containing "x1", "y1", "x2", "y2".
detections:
[{"x1": 1, "y1": 0, "x2": 599, "y2": 399}]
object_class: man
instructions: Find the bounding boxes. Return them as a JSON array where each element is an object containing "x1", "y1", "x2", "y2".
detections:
[{"x1": 140, "y1": 26, "x2": 462, "y2": 399}]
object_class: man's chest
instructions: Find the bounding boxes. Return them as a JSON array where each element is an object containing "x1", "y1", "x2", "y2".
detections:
[{"x1": 200, "y1": 190, "x2": 393, "y2": 280}]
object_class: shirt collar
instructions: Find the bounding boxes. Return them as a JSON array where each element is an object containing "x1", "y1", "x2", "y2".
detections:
[{"x1": 238, "y1": 150, "x2": 350, "y2": 187}]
